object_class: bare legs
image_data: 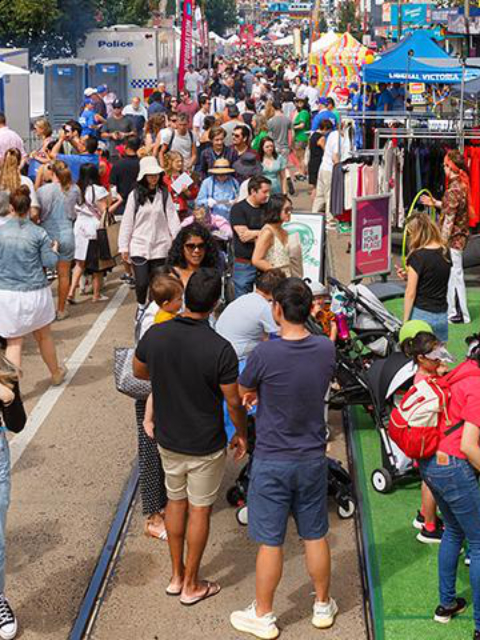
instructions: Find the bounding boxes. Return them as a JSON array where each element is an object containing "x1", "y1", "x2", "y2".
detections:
[
  {"x1": 56, "y1": 260, "x2": 71, "y2": 313},
  {"x1": 6, "y1": 324, "x2": 63, "y2": 380},
  {"x1": 165, "y1": 499, "x2": 214, "y2": 599},
  {"x1": 68, "y1": 261, "x2": 104, "y2": 302},
  {"x1": 32, "y1": 325, "x2": 62, "y2": 376},
  {"x1": 68, "y1": 261, "x2": 85, "y2": 301},
  {"x1": 255, "y1": 537, "x2": 331, "y2": 616},
  {"x1": 256, "y1": 546, "x2": 283, "y2": 616},
  {"x1": 5, "y1": 337, "x2": 23, "y2": 370}
]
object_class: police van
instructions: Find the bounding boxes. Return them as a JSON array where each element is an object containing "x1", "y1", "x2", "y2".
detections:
[{"x1": 78, "y1": 25, "x2": 177, "y2": 101}]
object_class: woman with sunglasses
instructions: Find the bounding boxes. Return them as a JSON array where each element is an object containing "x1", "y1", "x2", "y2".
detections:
[
  {"x1": 119, "y1": 156, "x2": 180, "y2": 319},
  {"x1": 166, "y1": 222, "x2": 221, "y2": 287}
]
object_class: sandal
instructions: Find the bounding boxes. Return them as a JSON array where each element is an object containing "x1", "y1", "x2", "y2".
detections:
[
  {"x1": 144, "y1": 518, "x2": 168, "y2": 541},
  {"x1": 67, "y1": 297, "x2": 78, "y2": 305},
  {"x1": 180, "y1": 581, "x2": 221, "y2": 606}
]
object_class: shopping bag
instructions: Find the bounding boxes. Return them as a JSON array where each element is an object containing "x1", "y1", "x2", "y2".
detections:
[{"x1": 114, "y1": 347, "x2": 151, "y2": 400}]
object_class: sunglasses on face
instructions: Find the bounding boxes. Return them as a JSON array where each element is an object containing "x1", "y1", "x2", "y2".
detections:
[{"x1": 185, "y1": 242, "x2": 206, "y2": 252}]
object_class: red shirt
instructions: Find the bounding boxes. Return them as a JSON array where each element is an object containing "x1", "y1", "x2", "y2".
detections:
[
  {"x1": 438, "y1": 360, "x2": 480, "y2": 459},
  {"x1": 177, "y1": 101, "x2": 199, "y2": 128}
]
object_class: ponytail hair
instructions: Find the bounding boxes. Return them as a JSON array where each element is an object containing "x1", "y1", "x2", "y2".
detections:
[
  {"x1": 0, "y1": 148, "x2": 21, "y2": 193},
  {"x1": 52, "y1": 160, "x2": 73, "y2": 192},
  {"x1": 401, "y1": 331, "x2": 440, "y2": 363}
]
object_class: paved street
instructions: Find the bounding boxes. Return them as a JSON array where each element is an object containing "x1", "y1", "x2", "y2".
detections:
[{"x1": 5, "y1": 183, "x2": 366, "y2": 640}]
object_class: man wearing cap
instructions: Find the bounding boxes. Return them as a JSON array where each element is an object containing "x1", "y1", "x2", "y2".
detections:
[
  {"x1": 101, "y1": 99, "x2": 135, "y2": 160},
  {"x1": 196, "y1": 159, "x2": 239, "y2": 221},
  {"x1": 79, "y1": 100, "x2": 100, "y2": 138},
  {"x1": 92, "y1": 85, "x2": 108, "y2": 120},
  {"x1": 311, "y1": 98, "x2": 338, "y2": 132}
]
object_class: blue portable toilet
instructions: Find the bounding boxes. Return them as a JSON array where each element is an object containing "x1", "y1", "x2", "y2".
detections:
[
  {"x1": 88, "y1": 59, "x2": 128, "y2": 106},
  {"x1": 44, "y1": 59, "x2": 88, "y2": 129}
]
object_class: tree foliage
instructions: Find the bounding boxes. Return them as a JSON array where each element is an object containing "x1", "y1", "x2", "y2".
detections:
[
  {"x1": 336, "y1": 0, "x2": 362, "y2": 40},
  {"x1": 205, "y1": 0, "x2": 237, "y2": 36},
  {"x1": 0, "y1": 0, "x2": 96, "y2": 67}
]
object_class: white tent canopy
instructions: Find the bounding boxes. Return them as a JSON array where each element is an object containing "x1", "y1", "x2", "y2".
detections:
[
  {"x1": 310, "y1": 31, "x2": 339, "y2": 53},
  {"x1": 273, "y1": 35, "x2": 294, "y2": 46},
  {"x1": 0, "y1": 61, "x2": 29, "y2": 78}
]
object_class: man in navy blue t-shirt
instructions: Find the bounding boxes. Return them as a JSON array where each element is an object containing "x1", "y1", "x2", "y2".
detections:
[{"x1": 230, "y1": 278, "x2": 338, "y2": 639}]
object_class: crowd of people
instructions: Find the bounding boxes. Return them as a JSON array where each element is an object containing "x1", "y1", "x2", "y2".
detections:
[{"x1": 0, "y1": 45, "x2": 479, "y2": 640}]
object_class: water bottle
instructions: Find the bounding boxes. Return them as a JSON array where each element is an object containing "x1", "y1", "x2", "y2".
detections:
[{"x1": 335, "y1": 312, "x2": 350, "y2": 341}]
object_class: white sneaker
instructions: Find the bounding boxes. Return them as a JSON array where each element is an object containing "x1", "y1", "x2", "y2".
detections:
[
  {"x1": 230, "y1": 602, "x2": 279, "y2": 639},
  {"x1": 312, "y1": 597, "x2": 338, "y2": 629},
  {"x1": 0, "y1": 595, "x2": 17, "y2": 640}
]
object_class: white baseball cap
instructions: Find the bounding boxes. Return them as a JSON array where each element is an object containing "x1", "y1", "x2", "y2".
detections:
[{"x1": 84, "y1": 87, "x2": 96, "y2": 97}]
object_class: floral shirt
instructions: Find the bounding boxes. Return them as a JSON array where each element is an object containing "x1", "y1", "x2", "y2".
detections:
[{"x1": 440, "y1": 180, "x2": 469, "y2": 251}]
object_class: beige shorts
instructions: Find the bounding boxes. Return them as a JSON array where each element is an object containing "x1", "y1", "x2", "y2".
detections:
[{"x1": 159, "y1": 446, "x2": 227, "y2": 507}]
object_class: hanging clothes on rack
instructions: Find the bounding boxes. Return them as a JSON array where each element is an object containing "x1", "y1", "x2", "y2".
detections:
[{"x1": 464, "y1": 146, "x2": 480, "y2": 228}]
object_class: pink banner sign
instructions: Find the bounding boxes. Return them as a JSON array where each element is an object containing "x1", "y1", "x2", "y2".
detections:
[
  {"x1": 352, "y1": 194, "x2": 391, "y2": 280},
  {"x1": 178, "y1": 0, "x2": 195, "y2": 91}
]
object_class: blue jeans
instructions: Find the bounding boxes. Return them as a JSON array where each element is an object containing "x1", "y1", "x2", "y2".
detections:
[
  {"x1": 0, "y1": 433, "x2": 11, "y2": 593},
  {"x1": 419, "y1": 454, "x2": 480, "y2": 629},
  {"x1": 233, "y1": 261, "x2": 257, "y2": 299},
  {"x1": 411, "y1": 307, "x2": 448, "y2": 343}
]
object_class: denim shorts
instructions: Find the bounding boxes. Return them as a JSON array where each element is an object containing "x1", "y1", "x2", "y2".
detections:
[
  {"x1": 411, "y1": 307, "x2": 448, "y2": 343},
  {"x1": 248, "y1": 456, "x2": 329, "y2": 546}
]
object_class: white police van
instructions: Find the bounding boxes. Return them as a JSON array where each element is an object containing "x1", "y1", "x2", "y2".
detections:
[{"x1": 79, "y1": 25, "x2": 177, "y2": 101}]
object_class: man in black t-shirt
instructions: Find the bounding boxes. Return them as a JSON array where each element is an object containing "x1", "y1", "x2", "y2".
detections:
[
  {"x1": 110, "y1": 137, "x2": 141, "y2": 215},
  {"x1": 230, "y1": 175, "x2": 271, "y2": 298},
  {"x1": 134, "y1": 269, "x2": 247, "y2": 605}
]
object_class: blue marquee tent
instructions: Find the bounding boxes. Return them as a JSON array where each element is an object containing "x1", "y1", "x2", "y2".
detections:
[{"x1": 363, "y1": 30, "x2": 480, "y2": 85}]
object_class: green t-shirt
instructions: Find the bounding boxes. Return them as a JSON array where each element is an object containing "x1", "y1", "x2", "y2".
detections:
[{"x1": 293, "y1": 110, "x2": 310, "y2": 143}]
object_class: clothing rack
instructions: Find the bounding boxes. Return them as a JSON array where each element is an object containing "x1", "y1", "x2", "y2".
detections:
[{"x1": 374, "y1": 128, "x2": 480, "y2": 153}]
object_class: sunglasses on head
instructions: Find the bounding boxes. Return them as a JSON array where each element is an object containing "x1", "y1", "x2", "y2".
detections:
[{"x1": 185, "y1": 242, "x2": 206, "y2": 251}]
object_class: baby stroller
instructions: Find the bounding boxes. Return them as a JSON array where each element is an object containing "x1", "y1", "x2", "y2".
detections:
[
  {"x1": 326, "y1": 277, "x2": 403, "y2": 411},
  {"x1": 226, "y1": 417, "x2": 356, "y2": 525},
  {"x1": 364, "y1": 352, "x2": 418, "y2": 493}
]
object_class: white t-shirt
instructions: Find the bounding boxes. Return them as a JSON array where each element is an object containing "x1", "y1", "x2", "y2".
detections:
[
  {"x1": 161, "y1": 128, "x2": 195, "y2": 161},
  {"x1": 284, "y1": 68, "x2": 299, "y2": 86},
  {"x1": 193, "y1": 110, "x2": 207, "y2": 133},
  {"x1": 21, "y1": 176, "x2": 39, "y2": 209},
  {"x1": 216, "y1": 292, "x2": 279, "y2": 358},
  {"x1": 321, "y1": 131, "x2": 341, "y2": 172},
  {"x1": 305, "y1": 86, "x2": 320, "y2": 112}
]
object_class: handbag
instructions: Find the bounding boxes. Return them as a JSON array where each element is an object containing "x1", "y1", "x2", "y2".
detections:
[
  {"x1": 98, "y1": 209, "x2": 120, "y2": 261},
  {"x1": 113, "y1": 347, "x2": 151, "y2": 400}
]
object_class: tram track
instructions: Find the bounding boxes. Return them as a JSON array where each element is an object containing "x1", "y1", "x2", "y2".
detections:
[{"x1": 68, "y1": 463, "x2": 139, "y2": 640}]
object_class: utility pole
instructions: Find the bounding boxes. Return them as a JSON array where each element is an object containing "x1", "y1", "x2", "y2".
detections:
[
  {"x1": 465, "y1": 0, "x2": 471, "y2": 58},
  {"x1": 397, "y1": 0, "x2": 402, "y2": 41}
]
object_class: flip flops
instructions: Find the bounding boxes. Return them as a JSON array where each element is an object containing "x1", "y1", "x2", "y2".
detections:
[{"x1": 179, "y1": 581, "x2": 221, "y2": 607}]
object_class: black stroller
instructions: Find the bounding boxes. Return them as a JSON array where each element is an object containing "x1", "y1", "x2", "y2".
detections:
[
  {"x1": 364, "y1": 352, "x2": 418, "y2": 493},
  {"x1": 226, "y1": 417, "x2": 356, "y2": 525}
]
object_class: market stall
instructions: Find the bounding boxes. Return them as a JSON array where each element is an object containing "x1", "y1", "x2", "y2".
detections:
[{"x1": 309, "y1": 32, "x2": 374, "y2": 105}]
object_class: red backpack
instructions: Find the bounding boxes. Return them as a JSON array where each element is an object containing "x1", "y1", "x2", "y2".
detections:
[{"x1": 388, "y1": 366, "x2": 480, "y2": 459}]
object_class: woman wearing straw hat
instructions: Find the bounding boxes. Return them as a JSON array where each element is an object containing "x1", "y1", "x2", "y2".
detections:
[
  {"x1": 119, "y1": 156, "x2": 180, "y2": 318},
  {"x1": 196, "y1": 158, "x2": 239, "y2": 221}
]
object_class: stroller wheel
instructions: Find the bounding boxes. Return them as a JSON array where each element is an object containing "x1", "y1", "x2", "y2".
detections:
[
  {"x1": 371, "y1": 468, "x2": 393, "y2": 494},
  {"x1": 337, "y1": 498, "x2": 356, "y2": 519},
  {"x1": 226, "y1": 486, "x2": 245, "y2": 507},
  {"x1": 236, "y1": 505, "x2": 248, "y2": 526}
]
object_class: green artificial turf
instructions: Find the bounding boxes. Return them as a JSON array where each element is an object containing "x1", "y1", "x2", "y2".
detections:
[{"x1": 351, "y1": 291, "x2": 480, "y2": 640}]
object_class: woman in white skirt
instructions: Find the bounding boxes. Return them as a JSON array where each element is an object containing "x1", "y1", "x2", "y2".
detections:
[
  {"x1": 0, "y1": 186, "x2": 66, "y2": 385},
  {"x1": 67, "y1": 164, "x2": 122, "y2": 304}
]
